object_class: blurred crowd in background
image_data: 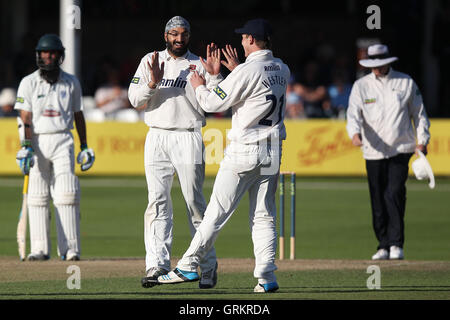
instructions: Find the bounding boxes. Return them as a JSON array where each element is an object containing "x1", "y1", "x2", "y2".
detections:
[
  {"x1": 1, "y1": 0, "x2": 449, "y2": 121},
  {"x1": 0, "y1": 36, "x2": 356, "y2": 122}
]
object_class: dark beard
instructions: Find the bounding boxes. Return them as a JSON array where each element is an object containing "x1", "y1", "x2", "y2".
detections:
[
  {"x1": 166, "y1": 41, "x2": 188, "y2": 57},
  {"x1": 40, "y1": 68, "x2": 60, "y2": 84}
]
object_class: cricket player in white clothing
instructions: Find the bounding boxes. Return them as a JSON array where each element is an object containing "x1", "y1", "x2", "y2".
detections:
[
  {"x1": 128, "y1": 16, "x2": 221, "y2": 289},
  {"x1": 14, "y1": 34, "x2": 95, "y2": 261},
  {"x1": 157, "y1": 19, "x2": 290, "y2": 293}
]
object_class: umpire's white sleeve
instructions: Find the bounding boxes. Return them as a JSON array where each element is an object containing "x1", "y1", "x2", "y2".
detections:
[
  {"x1": 346, "y1": 83, "x2": 363, "y2": 139},
  {"x1": 128, "y1": 55, "x2": 158, "y2": 108},
  {"x1": 408, "y1": 81, "x2": 430, "y2": 146}
]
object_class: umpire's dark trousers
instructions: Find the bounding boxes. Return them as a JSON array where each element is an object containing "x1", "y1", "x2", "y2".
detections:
[{"x1": 365, "y1": 153, "x2": 413, "y2": 250}]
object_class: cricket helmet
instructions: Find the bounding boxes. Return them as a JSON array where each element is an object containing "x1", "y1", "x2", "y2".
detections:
[{"x1": 35, "y1": 34, "x2": 65, "y2": 71}]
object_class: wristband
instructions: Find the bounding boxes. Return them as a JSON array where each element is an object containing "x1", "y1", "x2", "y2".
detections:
[{"x1": 21, "y1": 139, "x2": 32, "y2": 148}]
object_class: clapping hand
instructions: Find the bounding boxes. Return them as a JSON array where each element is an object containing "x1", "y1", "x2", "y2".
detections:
[
  {"x1": 200, "y1": 43, "x2": 221, "y2": 76},
  {"x1": 221, "y1": 44, "x2": 240, "y2": 71},
  {"x1": 147, "y1": 51, "x2": 165, "y2": 88}
]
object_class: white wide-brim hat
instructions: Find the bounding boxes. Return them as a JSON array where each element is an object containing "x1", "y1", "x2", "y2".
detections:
[
  {"x1": 411, "y1": 150, "x2": 435, "y2": 189},
  {"x1": 359, "y1": 44, "x2": 398, "y2": 68}
]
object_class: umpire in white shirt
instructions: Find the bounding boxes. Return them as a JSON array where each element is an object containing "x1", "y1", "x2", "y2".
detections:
[{"x1": 346, "y1": 44, "x2": 430, "y2": 260}]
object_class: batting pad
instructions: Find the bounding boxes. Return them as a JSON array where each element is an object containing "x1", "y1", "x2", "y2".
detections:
[
  {"x1": 27, "y1": 173, "x2": 50, "y2": 207},
  {"x1": 51, "y1": 173, "x2": 81, "y2": 256},
  {"x1": 54, "y1": 205, "x2": 81, "y2": 256},
  {"x1": 28, "y1": 206, "x2": 51, "y2": 256},
  {"x1": 52, "y1": 173, "x2": 80, "y2": 205}
]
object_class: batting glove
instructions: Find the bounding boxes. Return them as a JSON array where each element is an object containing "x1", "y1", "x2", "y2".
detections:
[
  {"x1": 16, "y1": 140, "x2": 34, "y2": 175},
  {"x1": 77, "y1": 144, "x2": 95, "y2": 171}
]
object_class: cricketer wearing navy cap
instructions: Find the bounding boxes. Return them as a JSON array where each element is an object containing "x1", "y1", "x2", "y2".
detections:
[{"x1": 234, "y1": 18, "x2": 273, "y2": 41}]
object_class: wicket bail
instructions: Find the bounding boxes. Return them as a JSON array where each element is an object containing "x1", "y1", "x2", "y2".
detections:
[{"x1": 279, "y1": 171, "x2": 296, "y2": 260}]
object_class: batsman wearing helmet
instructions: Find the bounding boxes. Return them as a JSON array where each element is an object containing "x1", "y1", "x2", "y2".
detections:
[
  {"x1": 128, "y1": 16, "x2": 221, "y2": 289},
  {"x1": 14, "y1": 34, "x2": 95, "y2": 261}
]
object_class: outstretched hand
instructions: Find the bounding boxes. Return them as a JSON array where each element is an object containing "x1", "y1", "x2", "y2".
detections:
[
  {"x1": 200, "y1": 42, "x2": 221, "y2": 76},
  {"x1": 147, "y1": 51, "x2": 165, "y2": 88},
  {"x1": 221, "y1": 44, "x2": 240, "y2": 71}
]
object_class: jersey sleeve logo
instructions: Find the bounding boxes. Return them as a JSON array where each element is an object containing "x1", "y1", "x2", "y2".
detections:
[
  {"x1": 213, "y1": 86, "x2": 227, "y2": 100},
  {"x1": 364, "y1": 98, "x2": 376, "y2": 104},
  {"x1": 131, "y1": 77, "x2": 140, "y2": 84},
  {"x1": 16, "y1": 97, "x2": 24, "y2": 103}
]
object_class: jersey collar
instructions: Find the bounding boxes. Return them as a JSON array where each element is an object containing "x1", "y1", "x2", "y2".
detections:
[
  {"x1": 371, "y1": 67, "x2": 394, "y2": 82},
  {"x1": 163, "y1": 49, "x2": 191, "y2": 61},
  {"x1": 245, "y1": 49, "x2": 273, "y2": 63}
]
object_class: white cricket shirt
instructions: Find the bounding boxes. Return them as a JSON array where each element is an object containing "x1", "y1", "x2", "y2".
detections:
[
  {"x1": 128, "y1": 49, "x2": 222, "y2": 130},
  {"x1": 14, "y1": 69, "x2": 83, "y2": 134},
  {"x1": 194, "y1": 49, "x2": 290, "y2": 144},
  {"x1": 346, "y1": 68, "x2": 430, "y2": 160}
]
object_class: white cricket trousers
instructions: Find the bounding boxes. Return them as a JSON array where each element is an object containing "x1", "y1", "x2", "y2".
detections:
[
  {"x1": 144, "y1": 127, "x2": 217, "y2": 273},
  {"x1": 28, "y1": 131, "x2": 81, "y2": 258},
  {"x1": 177, "y1": 140, "x2": 281, "y2": 284}
]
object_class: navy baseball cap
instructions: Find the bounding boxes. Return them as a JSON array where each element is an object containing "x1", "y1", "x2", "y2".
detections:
[{"x1": 234, "y1": 19, "x2": 272, "y2": 40}]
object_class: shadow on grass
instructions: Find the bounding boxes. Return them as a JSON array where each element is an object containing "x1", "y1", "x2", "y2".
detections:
[{"x1": 1, "y1": 285, "x2": 450, "y2": 298}]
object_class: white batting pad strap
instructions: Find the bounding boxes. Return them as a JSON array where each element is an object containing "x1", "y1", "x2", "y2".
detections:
[
  {"x1": 28, "y1": 174, "x2": 50, "y2": 206},
  {"x1": 28, "y1": 206, "x2": 50, "y2": 255},
  {"x1": 55, "y1": 205, "x2": 81, "y2": 256},
  {"x1": 52, "y1": 173, "x2": 80, "y2": 205}
]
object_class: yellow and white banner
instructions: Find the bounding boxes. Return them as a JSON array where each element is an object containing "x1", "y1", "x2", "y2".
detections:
[{"x1": 1, "y1": 118, "x2": 449, "y2": 176}]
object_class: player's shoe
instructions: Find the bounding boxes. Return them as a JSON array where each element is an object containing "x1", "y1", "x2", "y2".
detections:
[
  {"x1": 62, "y1": 251, "x2": 80, "y2": 261},
  {"x1": 27, "y1": 252, "x2": 50, "y2": 261},
  {"x1": 371, "y1": 249, "x2": 389, "y2": 260},
  {"x1": 157, "y1": 268, "x2": 199, "y2": 284},
  {"x1": 389, "y1": 246, "x2": 404, "y2": 260},
  {"x1": 254, "y1": 282, "x2": 279, "y2": 293},
  {"x1": 141, "y1": 267, "x2": 168, "y2": 288},
  {"x1": 199, "y1": 262, "x2": 218, "y2": 289}
]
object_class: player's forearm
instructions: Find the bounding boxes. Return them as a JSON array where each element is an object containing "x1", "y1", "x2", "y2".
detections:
[
  {"x1": 128, "y1": 85, "x2": 157, "y2": 108},
  {"x1": 74, "y1": 111, "x2": 87, "y2": 146},
  {"x1": 205, "y1": 73, "x2": 223, "y2": 91},
  {"x1": 195, "y1": 86, "x2": 230, "y2": 113},
  {"x1": 20, "y1": 110, "x2": 33, "y2": 141}
]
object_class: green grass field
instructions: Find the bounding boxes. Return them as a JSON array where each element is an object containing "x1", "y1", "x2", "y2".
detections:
[{"x1": 0, "y1": 175, "x2": 449, "y2": 303}]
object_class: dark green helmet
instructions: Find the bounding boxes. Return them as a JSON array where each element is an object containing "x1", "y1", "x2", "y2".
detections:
[
  {"x1": 35, "y1": 34, "x2": 65, "y2": 71},
  {"x1": 35, "y1": 34, "x2": 65, "y2": 52}
]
